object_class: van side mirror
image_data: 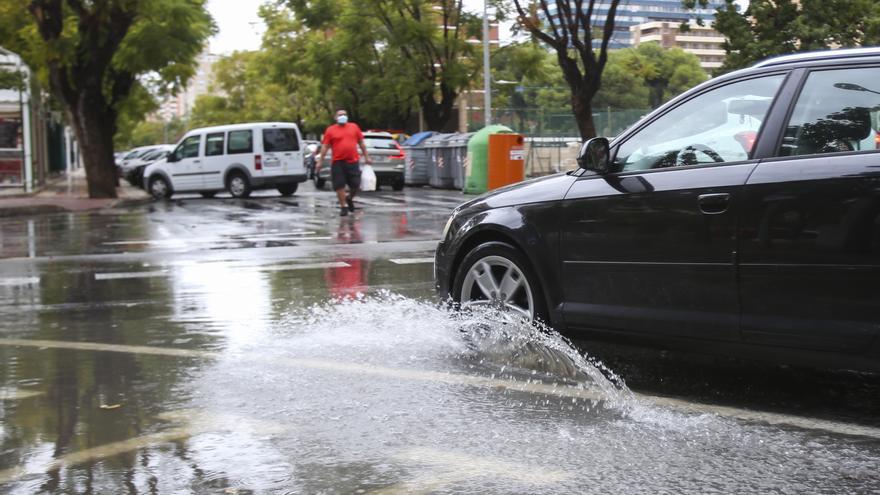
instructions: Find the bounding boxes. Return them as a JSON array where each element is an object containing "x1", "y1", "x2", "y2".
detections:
[
  {"x1": 167, "y1": 151, "x2": 179, "y2": 163},
  {"x1": 577, "y1": 137, "x2": 610, "y2": 174}
]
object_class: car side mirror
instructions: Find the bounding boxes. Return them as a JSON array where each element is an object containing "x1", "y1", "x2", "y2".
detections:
[
  {"x1": 577, "y1": 137, "x2": 610, "y2": 174},
  {"x1": 167, "y1": 152, "x2": 179, "y2": 163}
]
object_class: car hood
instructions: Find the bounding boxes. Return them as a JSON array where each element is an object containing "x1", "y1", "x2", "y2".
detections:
[{"x1": 455, "y1": 172, "x2": 577, "y2": 213}]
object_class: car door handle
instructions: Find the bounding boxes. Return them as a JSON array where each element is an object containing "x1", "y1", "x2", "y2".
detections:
[{"x1": 697, "y1": 193, "x2": 731, "y2": 215}]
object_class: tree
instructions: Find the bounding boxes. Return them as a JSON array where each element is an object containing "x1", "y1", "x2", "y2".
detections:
[
  {"x1": 510, "y1": 0, "x2": 623, "y2": 139},
  {"x1": 0, "y1": 1, "x2": 214, "y2": 198},
  {"x1": 686, "y1": 0, "x2": 880, "y2": 73},
  {"x1": 286, "y1": 0, "x2": 481, "y2": 132},
  {"x1": 610, "y1": 43, "x2": 706, "y2": 109}
]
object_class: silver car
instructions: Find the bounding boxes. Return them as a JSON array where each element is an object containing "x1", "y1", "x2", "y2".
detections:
[{"x1": 315, "y1": 132, "x2": 406, "y2": 191}]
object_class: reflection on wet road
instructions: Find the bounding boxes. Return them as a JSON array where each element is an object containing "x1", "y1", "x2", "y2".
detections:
[{"x1": 0, "y1": 187, "x2": 878, "y2": 493}]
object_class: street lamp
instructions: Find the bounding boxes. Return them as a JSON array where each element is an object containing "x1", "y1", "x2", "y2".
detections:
[{"x1": 482, "y1": 0, "x2": 491, "y2": 127}]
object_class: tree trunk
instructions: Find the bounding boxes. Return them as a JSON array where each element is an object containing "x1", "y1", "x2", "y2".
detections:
[
  {"x1": 420, "y1": 93, "x2": 456, "y2": 132},
  {"x1": 571, "y1": 91, "x2": 597, "y2": 140},
  {"x1": 67, "y1": 91, "x2": 118, "y2": 199}
]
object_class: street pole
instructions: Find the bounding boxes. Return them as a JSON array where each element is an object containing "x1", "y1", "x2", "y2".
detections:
[{"x1": 482, "y1": 0, "x2": 491, "y2": 127}]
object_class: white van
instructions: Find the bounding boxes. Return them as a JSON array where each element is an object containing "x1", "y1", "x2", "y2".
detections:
[{"x1": 143, "y1": 122, "x2": 307, "y2": 199}]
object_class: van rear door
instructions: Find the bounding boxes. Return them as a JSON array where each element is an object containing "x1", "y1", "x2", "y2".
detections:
[{"x1": 262, "y1": 126, "x2": 304, "y2": 178}]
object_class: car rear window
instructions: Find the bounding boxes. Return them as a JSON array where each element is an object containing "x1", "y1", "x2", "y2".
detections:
[
  {"x1": 364, "y1": 138, "x2": 398, "y2": 150},
  {"x1": 263, "y1": 128, "x2": 300, "y2": 152},
  {"x1": 227, "y1": 130, "x2": 253, "y2": 154}
]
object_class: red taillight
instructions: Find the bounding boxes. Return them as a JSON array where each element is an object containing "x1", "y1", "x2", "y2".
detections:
[
  {"x1": 391, "y1": 143, "x2": 405, "y2": 159},
  {"x1": 255, "y1": 154, "x2": 262, "y2": 170},
  {"x1": 875, "y1": 131, "x2": 879, "y2": 150},
  {"x1": 734, "y1": 131, "x2": 758, "y2": 154}
]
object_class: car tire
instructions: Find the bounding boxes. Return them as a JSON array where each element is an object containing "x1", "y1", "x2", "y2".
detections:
[
  {"x1": 277, "y1": 183, "x2": 298, "y2": 196},
  {"x1": 314, "y1": 177, "x2": 326, "y2": 190},
  {"x1": 148, "y1": 176, "x2": 172, "y2": 200},
  {"x1": 392, "y1": 180, "x2": 404, "y2": 192},
  {"x1": 227, "y1": 171, "x2": 252, "y2": 198},
  {"x1": 200, "y1": 191, "x2": 217, "y2": 199},
  {"x1": 452, "y1": 241, "x2": 548, "y2": 324}
]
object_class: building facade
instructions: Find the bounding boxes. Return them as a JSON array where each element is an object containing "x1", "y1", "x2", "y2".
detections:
[
  {"x1": 631, "y1": 20, "x2": 727, "y2": 70},
  {"x1": 157, "y1": 51, "x2": 221, "y2": 121},
  {"x1": 539, "y1": 0, "x2": 726, "y2": 48}
]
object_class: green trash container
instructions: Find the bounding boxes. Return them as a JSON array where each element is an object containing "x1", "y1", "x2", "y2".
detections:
[{"x1": 464, "y1": 125, "x2": 514, "y2": 194}]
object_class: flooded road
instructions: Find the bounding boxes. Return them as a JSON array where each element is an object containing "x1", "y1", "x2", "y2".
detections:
[{"x1": 1, "y1": 186, "x2": 879, "y2": 493}]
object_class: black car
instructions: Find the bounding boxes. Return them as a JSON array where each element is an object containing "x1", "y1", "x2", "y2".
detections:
[{"x1": 436, "y1": 48, "x2": 880, "y2": 372}]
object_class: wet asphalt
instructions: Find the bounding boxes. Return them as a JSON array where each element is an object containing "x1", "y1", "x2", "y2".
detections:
[{"x1": 0, "y1": 183, "x2": 878, "y2": 494}]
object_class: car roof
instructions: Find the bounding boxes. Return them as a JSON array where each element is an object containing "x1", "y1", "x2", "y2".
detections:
[
  {"x1": 186, "y1": 122, "x2": 300, "y2": 134},
  {"x1": 363, "y1": 132, "x2": 394, "y2": 139},
  {"x1": 752, "y1": 47, "x2": 880, "y2": 69}
]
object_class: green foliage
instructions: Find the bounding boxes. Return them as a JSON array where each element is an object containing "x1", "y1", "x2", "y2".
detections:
[
  {"x1": 686, "y1": 0, "x2": 880, "y2": 73},
  {"x1": 606, "y1": 43, "x2": 707, "y2": 108},
  {"x1": 0, "y1": 67, "x2": 24, "y2": 90}
]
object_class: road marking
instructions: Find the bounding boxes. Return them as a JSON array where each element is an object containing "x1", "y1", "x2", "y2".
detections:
[
  {"x1": 259, "y1": 261, "x2": 350, "y2": 272},
  {"x1": 388, "y1": 258, "x2": 434, "y2": 265},
  {"x1": 2, "y1": 338, "x2": 877, "y2": 440},
  {"x1": 0, "y1": 277, "x2": 39, "y2": 287},
  {"x1": 95, "y1": 270, "x2": 169, "y2": 280},
  {"x1": 0, "y1": 409, "x2": 289, "y2": 485},
  {"x1": 0, "y1": 388, "x2": 43, "y2": 400}
]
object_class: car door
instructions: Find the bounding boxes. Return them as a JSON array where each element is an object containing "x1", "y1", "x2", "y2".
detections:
[
  {"x1": 739, "y1": 65, "x2": 880, "y2": 353},
  {"x1": 169, "y1": 134, "x2": 204, "y2": 191},
  {"x1": 201, "y1": 131, "x2": 226, "y2": 190},
  {"x1": 560, "y1": 74, "x2": 788, "y2": 341},
  {"x1": 262, "y1": 127, "x2": 304, "y2": 177}
]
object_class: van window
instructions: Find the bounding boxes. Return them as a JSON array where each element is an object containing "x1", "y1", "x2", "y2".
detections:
[
  {"x1": 228, "y1": 130, "x2": 253, "y2": 154},
  {"x1": 176, "y1": 135, "x2": 201, "y2": 159},
  {"x1": 263, "y1": 128, "x2": 300, "y2": 152},
  {"x1": 206, "y1": 132, "x2": 225, "y2": 156}
]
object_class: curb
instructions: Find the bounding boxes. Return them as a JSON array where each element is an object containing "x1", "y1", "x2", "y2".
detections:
[{"x1": 0, "y1": 204, "x2": 67, "y2": 218}]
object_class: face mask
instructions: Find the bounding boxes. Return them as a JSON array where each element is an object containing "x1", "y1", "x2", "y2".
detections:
[{"x1": 336, "y1": 115, "x2": 348, "y2": 125}]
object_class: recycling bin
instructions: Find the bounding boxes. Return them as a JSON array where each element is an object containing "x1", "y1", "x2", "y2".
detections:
[
  {"x1": 426, "y1": 133, "x2": 456, "y2": 189},
  {"x1": 402, "y1": 131, "x2": 435, "y2": 186},
  {"x1": 464, "y1": 124, "x2": 515, "y2": 194},
  {"x1": 446, "y1": 132, "x2": 473, "y2": 190}
]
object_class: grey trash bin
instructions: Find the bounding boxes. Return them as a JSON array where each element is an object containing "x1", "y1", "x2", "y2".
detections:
[
  {"x1": 426, "y1": 133, "x2": 456, "y2": 189},
  {"x1": 403, "y1": 131, "x2": 435, "y2": 186},
  {"x1": 446, "y1": 132, "x2": 473, "y2": 190}
]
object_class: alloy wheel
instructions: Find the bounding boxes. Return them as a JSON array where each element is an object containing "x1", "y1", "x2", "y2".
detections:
[{"x1": 460, "y1": 255, "x2": 534, "y2": 320}]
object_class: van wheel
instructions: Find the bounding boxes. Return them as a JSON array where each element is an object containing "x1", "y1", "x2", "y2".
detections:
[
  {"x1": 277, "y1": 183, "x2": 298, "y2": 196},
  {"x1": 452, "y1": 242, "x2": 548, "y2": 324},
  {"x1": 148, "y1": 176, "x2": 172, "y2": 200},
  {"x1": 314, "y1": 177, "x2": 326, "y2": 190},
  {"x1": 200, "y1": 191, "x2": 217, "y2": 199},
  {"x1": 227, "y1": 171, "x2": 251, "y2": 198}
]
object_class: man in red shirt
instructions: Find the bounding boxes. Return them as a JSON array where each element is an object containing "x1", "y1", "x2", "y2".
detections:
[{"x1": 316, "y1": 109, "x2": 372, "y2": 216}]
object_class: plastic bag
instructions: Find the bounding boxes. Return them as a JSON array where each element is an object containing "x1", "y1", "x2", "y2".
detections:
[{"x1": 360, "y1": 164, "x2": 377, "y2": 191}]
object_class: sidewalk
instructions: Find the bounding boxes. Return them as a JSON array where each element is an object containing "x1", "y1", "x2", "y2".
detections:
[{"x1": 0, "y1": 168, "x2": 151, "y2": 217}]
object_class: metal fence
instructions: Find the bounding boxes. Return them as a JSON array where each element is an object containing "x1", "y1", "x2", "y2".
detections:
[{"x1": 470, "y1": 107, "x2": 651, "y2": 138}]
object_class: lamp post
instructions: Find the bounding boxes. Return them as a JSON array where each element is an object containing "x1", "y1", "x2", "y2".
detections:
[{"x1": 482, "y1": 0, "x2": 491, "y2": 127}]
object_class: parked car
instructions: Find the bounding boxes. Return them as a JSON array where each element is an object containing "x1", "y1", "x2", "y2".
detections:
[
  {"x1": 314, "y1": 131, "x2": 406, "y2": 191},
  {"x1": 435, "y1": 47, "x2": 880, "y2": 372},
  {"x1": 121, "y1": 145, "x2": 173, "y2": 187},
  {"x1": 303, "y1": 139, "x2": 320, "y2": 179},
  {"x1": 116, "y1": 145, "x2": 161, "y2": 176},
  {"x1": 143, "y1": 122, "x2": 307, "y2": 199}
]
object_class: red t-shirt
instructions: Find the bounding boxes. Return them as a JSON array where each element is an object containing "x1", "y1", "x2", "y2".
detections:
[{"x1": 322, "y1": 123, "x2": 364, "y2": 163}]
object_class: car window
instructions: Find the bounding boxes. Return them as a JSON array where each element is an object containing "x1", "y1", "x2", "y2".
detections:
[
  {"x1": 364, "y1": 138, "x2": 397, "y2": 149},
  {"x1": 779, "y1": 67, "x2": 880, "y2": 157},
  {"x1": 206, "y1": 132, "x2": 225, "y2": 156},
  {"x1": 227, "y1": 130, "x2": 253, "y2": 154},
  {"x1": 263, "y1": 128, "x2": 299, "y2": 152},
  {"x1": 614, "y1": 75, "x2": 785, "y2": 172},
  {"x1": 175, "y1": 136, "x2": 201, "y2": 159}
]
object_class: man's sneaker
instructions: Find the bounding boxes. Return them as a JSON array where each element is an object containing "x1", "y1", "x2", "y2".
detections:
[
  {"x1": 340, "y1": 207, "x2": 348, "y2": 217},
  {"x1": 345, "y1": 195, "x2": 355, "y2": 212}
]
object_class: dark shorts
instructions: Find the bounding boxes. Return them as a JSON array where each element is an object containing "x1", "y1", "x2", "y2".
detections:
[{"x1": 331, "y1": 161, "x2": 361, "y2": 191}]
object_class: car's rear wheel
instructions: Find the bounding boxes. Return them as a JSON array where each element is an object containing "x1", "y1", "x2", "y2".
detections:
[
  {"x1": 392, "y1": 180, "x2": 404, "y2": 191},
  {"x1": 148, "y1": 176, "x2": 172, "y2": 200},
  {"x1": 227, "y1": 171, "x2": 252, "y2": 198},
  {"x1": 452, "y1": 242, "x2": 547, "y2": 323},
  {"x1": 277, "y1": 183, "x2": 298, "y2": 196}
]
